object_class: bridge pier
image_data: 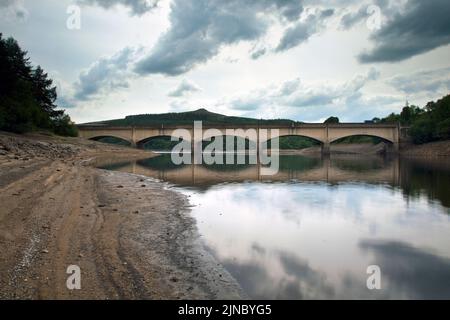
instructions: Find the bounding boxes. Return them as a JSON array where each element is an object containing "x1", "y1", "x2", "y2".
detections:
[
  {"x1": 322, "y1": 142, "x2": 330, "y2": 155},
  {"x1": 389, "y1": 142, "x2": 400, "y2": 153}
]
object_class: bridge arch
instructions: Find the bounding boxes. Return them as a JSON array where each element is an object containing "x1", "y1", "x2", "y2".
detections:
[
  {"x1": 87, "y1": 135, "x2": 133, "y2": 146},
  {"x1": 136, "y1": 135, "x2": 190, "y2": 150},
  {"x1": 329, "y1": 134, "x2": 394, "y2": 144},
  {"x1": 263, "y1": 134, "x2": 324, "y2": 147},
  {"x1": 202, "y1": 135, "x2": 257, "y2": 152}
]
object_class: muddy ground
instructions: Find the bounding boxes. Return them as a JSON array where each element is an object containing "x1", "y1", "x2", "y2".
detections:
[{"x1": 0, "y1": 132, "x2": 244, "y2": 299}]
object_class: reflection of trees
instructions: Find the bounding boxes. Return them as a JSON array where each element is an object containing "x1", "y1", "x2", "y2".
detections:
[
  {"x1": 98, "y1": 161, "x2": 132, "y2": 171},
  {"x1": 138, "y1": 154, "x2": 253, "y2": 172},
  {"x1": 330, "y1": 155, "x2": 391, "y2": 172},
  {"x1": 278, "y1": 155, "x2": 321, "y2": 171},
  {"x1": 93, "y1": 136, "x2": 131, "y2": 146},
  {"x1": 139, "y1": 136, "x2": 179, "y2": 150},
  {"x1": 399, "y1": 157, "x2": 450, "y2": 209},
  {"x1": 137, "y1": 154, "x2": 185, "y2": 170},
  {"x1": 201, "y1": 159, "x2": 252, "y2": 172}
]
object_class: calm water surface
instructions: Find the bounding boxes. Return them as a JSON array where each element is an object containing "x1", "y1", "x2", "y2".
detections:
[{"x1": 100, "y1": 154, "x2": 450, "y2": 299}]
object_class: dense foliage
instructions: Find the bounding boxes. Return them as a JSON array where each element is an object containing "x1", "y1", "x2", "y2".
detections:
[
  {"x1": 0, "y1": 34, "x2": 77, "y2": 136},
  {"x1": 103, "y1": 108, "x2": 298, "y2": 127},
  {"x1": 324, "y1": 116, "x2": 339, "y2": 124},
  {"x1": 373, "y1": 95, "x2": 450, "y2": 144}
]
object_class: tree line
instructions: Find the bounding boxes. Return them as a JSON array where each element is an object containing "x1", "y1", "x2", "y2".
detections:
[
  {"x1": 0, "y1": 34, "x2": 77, "y2": 136},
  {"x1": 372, "y1": 95, "x2": 450, "y2": 144},
  {"x1": 325, "y1": 94, "x2": 450, "y2": 145}
]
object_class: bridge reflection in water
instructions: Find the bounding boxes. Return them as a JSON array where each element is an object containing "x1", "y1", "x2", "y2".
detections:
[
  {"x1": 100, "y1": 154, "x2": 399, "y2": 187},
  {"x1": 99, "y1": 154, "x2": 450, "y2": 209}
]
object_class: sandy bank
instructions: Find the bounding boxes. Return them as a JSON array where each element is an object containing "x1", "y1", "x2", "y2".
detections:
[
  {"x1": 0, "y1": 132, "x2": 244, "y2": 299},
  {"x1": 400, "y1": 140, "x2": 450, "y2": 157}
]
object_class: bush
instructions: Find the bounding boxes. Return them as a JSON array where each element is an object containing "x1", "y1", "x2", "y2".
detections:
[
  {"x1": 53, "y1": 114, "x2": 78, "y2": 137},
  {"x1": 409, "y1": 117, "x2": 435, "y2": 144}
]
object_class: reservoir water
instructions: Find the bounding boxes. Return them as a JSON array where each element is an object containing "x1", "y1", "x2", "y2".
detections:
[{"x1": 100, "y1": 154, "x2": 450, "y2": 299}]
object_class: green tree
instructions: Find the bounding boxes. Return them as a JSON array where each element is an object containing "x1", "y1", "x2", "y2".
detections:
[
  {"x1": 0, "y1": 34, "x2": 77, "y2": 136},
  {"x1": 379, "y1": 95, "x2": 450, "y2": 144},
  {"x1": 324, "y1": 116, "x2": 339, "y2": 124}
]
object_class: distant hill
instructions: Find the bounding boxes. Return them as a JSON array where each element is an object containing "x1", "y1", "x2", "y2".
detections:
[{"x1": 81, "y1": 108, "x2": 299, "y2": 127}]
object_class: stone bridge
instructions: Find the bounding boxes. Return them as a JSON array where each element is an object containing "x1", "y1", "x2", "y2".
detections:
[{"x1": 77, "y1": 123, "x2": 406, "y2": 153}]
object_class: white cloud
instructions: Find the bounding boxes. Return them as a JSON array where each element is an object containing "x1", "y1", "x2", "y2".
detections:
[
  {"x1": 73, "y1": 47, "x2": 142, "y2": 101},
  {"x1": 388, "y1": 67, "x2": 450, "y2": 95},
  {"x1": 168, "y1": 79, "x2": 201, "y2": 97}
]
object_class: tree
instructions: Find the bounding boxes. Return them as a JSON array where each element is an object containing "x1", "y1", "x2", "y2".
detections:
[
  {"x1": 379, "y1": 95, "x2": 450, "y2": 144},
  {"x1": 399, "y1": 105, "x2": 423, "y2": 125},
  {"x1": 372, "y1": 117, "x2": 381, "y2": 123},
  {"x1": 0, "y1": 34, "x2": 77, "y2": 136},
  {"x1": 324, "y1": 116, "x2": 339, "y2": 124}
]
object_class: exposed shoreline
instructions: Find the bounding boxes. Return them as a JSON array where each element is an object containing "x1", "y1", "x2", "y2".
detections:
[{"x1": 0, "y1": 132, "x2": 244, "y2": 299}]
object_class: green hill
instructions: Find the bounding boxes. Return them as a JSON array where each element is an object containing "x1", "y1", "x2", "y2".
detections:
[{"x1": 83, "y1": 108, "x2": 298, "y2": 127}]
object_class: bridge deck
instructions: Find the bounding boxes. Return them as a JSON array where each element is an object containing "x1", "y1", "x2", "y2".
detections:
[{"x1": 77, "y1": 123, "x2": 400, "y2": 130}]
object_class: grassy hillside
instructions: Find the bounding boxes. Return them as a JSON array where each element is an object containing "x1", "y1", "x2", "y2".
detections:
[{"x1": 88, "y1": 108, "x2": 298, "y2": 127}]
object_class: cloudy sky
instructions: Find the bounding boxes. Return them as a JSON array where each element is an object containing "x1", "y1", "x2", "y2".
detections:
[{"x1": 1, "y1": 0, "x2": 449, "y2": 123}]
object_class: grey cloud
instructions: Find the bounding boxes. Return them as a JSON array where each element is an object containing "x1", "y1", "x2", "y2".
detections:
[
  {"x1": 275, "y1": 8, "x2": 334, "y2": 52},
  {"x1": 388, "y1": 67, "x2": 450, "y2": 94},
  {"x1": 278, "y1": 78, "x2": 301, "y2": 96},
  {"x1": 77, "y1": 0, "x2": 160, "y2": 16},
  {"x1": 289, "y1": 68, "x2": 379, "y2": 107},
  {"x1": 74, "y1": 47, "x2": 137, "y2": 101},
  {"x1": 339, "y1": 0, "x2": 397, "y2": 30},
  {"x1": 135, "y1": 0, "x2": 304, "y2": 76},
  {"x1": 359, "y1": 240, "x2": 450, "y2": 299},
  {"x1": 340, "y1": 5, "x2": 367, "y2": 30},
  {"x1": 290, "y1": 93, "x2": 335, "y2": 107},
  {"x1": 0, "y1": 0, "x2": 28, "y2": 20},
  {"x1": 230, "y1": 96, "x2": 265, "y2": 111},
  {"x1": 271, "y1": 0, "x2": 304, "y2": 22},
  {"x1": 218, "y1": 248, "x2": 335, "y2": 299},
  {"x1": 250, "y1": 47, "x2": 267, "y2": 60},
  {"x1": 359, "y1": 0, "x2": 450, "y2": 63},
  {"x1": 0, "y1": 0, "x2": 15, "y2": 7},
  {"x1": 168, "y1": 79, "x2": 201, "y2": 97},
  {"x1": 320, "y1": 8, "x2": 335, "y2": 18},
  {"x1": 276, "y1": 23, "x2": 313, "y2": 52}
]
